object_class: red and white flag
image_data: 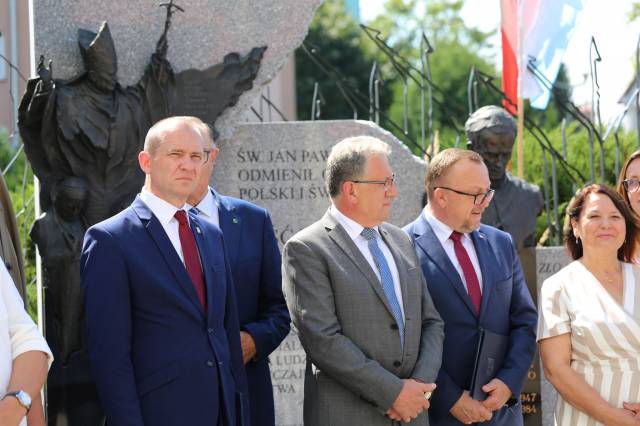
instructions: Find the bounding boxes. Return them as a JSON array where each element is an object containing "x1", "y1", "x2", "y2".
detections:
[{"x1": 501, "y1": 0, "x2": 585, "y2": 114}]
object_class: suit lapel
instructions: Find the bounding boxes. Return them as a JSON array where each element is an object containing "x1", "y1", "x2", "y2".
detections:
[
  {"x1": 322, "y1": 211, "x2": 397, "y2": 319},
  {"x1": 471, "y1": 229, "x2": 497, "y2": 323},
  {"x1": 213, "y1": 189, "x2": 241, "y2": 264},
  {"x1": 413, "y1": 215, "x2": 478, "y2": 317},
  {"x1": 132, "y1": 197, "x2": 205, "y2": 317}
]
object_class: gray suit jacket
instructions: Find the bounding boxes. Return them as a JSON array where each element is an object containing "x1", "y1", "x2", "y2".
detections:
[{"x1": 282, "y1": 210, "x2": 444, "y2": 426}]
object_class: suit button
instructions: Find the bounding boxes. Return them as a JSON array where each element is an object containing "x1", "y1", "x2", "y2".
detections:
[
  {"x1": 206, "y1": 360, "x2": 214, "y2": 367},
  {"x1": 390, "y1": 323, "x2": 398, "y2": 330},
  {"x1": 393, "y1": 361, "x2": 401, "y2": 367},
  {"x1": 208, "y1": 328, "x2": 214, "y2": 334}
]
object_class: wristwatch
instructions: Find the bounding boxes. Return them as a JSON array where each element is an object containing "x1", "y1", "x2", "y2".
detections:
[{"x1": 3, "y1": 390, "x2": 32, "y2": 413}]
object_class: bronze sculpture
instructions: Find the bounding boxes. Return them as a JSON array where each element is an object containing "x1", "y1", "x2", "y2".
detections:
[
  {"x1": 18, "y1": 2, "x2": 266, "y2": 424},
  {"x1": 466, "y1": 105, "x2": 543, "y2": 251}
]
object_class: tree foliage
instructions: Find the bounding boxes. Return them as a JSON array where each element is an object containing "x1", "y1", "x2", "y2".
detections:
[{"x1": 295, "y1": 0, "x2": 386, "y2": 120}]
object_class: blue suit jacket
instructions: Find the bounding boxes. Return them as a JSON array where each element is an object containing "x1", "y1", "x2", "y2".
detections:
[
  {"x1": 81, "y1": 197, "x2": 249, "y2": 426},
  {"x1": 212, "y1": 189, "x2": 290, "y2": 426},
  {"x1": 404, "y1": 215, "x2": 537, "y2": 426}
]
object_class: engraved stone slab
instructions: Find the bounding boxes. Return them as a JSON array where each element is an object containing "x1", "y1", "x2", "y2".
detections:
[
  {"x1": 212, "y1": 120, "x2": 426, "y2": 425},
  {"x1": 32, "y1": 0, "x2": 322, "y2": 138},
  {"x1": 535, "y1": 246, "x2": 571, "y2": 426}
]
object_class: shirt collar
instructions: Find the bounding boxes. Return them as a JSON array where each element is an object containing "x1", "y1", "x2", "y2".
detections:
[
  {"x1": 190, "y1": 187, "x2": 216, "y2": 218},
  {"x1": 140, "y1": 188, "x2": 186, "y2": 225},
  {"x1": 330, "y1": 204, "x2": 379, "y2": 241},
  {"x1": 423, "y1": 205, "x2": 470, "y2": 246}
]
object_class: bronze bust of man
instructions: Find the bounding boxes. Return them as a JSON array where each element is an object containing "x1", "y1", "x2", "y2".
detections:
[{"x1": 466, "y1": 105, "x2": 543, "y2": 251}]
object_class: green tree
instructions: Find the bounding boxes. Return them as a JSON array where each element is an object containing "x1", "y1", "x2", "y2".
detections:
[
  {"x1": 295, "y1": 0, "x2": 385, "y2": 120},
  {"x1": 519, "y1": 123, "x2": 638, "y2": 245},
  {"x1": 369, "y1": 0, "x2": 499, "y2": 153}
]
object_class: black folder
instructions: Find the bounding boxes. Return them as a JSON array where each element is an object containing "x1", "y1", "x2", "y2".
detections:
[{"x1": 469, "y1": 328, "x2": 509, "y2": 400}]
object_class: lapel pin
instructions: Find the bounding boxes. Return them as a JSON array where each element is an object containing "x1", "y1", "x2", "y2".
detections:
[
  {"x1": 232, "y1": 217, "x2": 239, "y2": 224},
  {"x1": 195, "y1": 226, "x2": 202, "y2": 234}
]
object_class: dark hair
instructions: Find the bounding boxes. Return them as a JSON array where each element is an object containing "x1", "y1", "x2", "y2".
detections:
[
  {"x1": 617, "y1": 150, "x2": 640, "y2": 207},
  {"x1": 564, "y1": 183, "x2": 639, "y2": 261}
]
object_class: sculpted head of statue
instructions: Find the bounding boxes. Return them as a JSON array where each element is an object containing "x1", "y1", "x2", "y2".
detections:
[
  {"x1": 78, "y1": 22, "x2": 118, "y2": 92},
  {"x1": 465, "y1": 105, "x2": 517, "y2": 187}
]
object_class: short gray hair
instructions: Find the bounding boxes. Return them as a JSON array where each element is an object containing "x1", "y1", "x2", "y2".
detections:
[{"x1": 325, "y1": 136, "x2": 391, "y2": 198}]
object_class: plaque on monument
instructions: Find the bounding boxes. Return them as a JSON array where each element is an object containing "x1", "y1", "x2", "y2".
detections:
[
  {"x1": 536, "y1": 246, "x2": 570, "y2": 426},
  {"x1": 212, "y1": 120, "x2": 426, "y2": 424}
]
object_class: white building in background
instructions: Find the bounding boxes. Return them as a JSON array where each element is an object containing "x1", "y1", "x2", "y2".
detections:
[{"x1": 616, "y1": 78, "x2": 640, "y2": 136}]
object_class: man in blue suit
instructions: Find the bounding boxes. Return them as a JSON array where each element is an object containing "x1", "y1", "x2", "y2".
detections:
[
  {"x1": 187, "y1": 125, "x2": 290, "y2": 426},
  {"x1": 404, "y1": 148, "x2": 537, "y2": 426},
  {"x1": 81, "y1": 116, "x2": 249, "y2": 426}
]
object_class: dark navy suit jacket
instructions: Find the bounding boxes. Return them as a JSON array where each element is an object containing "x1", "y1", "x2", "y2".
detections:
[
  {"x1": 81, "y1": 197, "x2": 249, "y2": 426},
  {"x1": 404, "y1": 215, "x2": 537, "y2": 426},
  {"x1": 211, "y1": 189, "x2": 290, "y2": 426}
]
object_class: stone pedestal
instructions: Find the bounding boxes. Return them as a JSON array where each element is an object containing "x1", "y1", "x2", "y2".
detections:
[{"x1": 535, "y1": 246, "x2": 571, "y2": 426}]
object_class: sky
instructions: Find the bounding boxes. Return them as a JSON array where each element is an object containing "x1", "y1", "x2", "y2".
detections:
[{"x1": 360, "y1": 0, "x2": 640, "y2": 124}]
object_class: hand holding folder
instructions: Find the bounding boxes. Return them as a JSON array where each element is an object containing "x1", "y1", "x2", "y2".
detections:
[{"x1": 469, "y1": 328, "x2": 509, "y2": 401}]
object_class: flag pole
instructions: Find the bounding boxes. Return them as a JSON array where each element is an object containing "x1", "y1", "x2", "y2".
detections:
[
  {"x1": 516, "y1": 0, "x2": 524, "y2": 178},
  {"x1": 517, "y1": 96, "x2": 524, "y2": 178}
]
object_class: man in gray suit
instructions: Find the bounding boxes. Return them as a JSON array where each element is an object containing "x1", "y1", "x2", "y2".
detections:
[{"x1": 282, "y1": 136, "x2": 444, "y2": 425}]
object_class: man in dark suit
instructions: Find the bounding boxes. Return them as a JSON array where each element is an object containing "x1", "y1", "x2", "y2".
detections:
[
  {"x1": 283, "y1": 136, "x2": 444, "y2": 426},
  {"x1": 404, "y1": 148, "x2": 537, "y2": 426},
  {"x1": 187, "y1": 125, "x2": 290, "y2": 426},
  {"x1": 81, "y1": 116, "x2": 249, "y2": 426}
]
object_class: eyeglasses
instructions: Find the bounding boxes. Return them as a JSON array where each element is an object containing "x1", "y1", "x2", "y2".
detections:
[
  {"x1": 434, "y1": 186, "x2": 495, "y2": 205},
  {"x1": 350, "y1": 173, "x2": 396, "y2": 191},
  {"x1": 623, "y1": 178, "x2": 640, "y2": 193}
]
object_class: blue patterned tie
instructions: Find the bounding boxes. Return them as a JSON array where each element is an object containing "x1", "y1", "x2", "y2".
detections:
[{"x1": 361, "y1": 227, "x2": 404, "y2": 346}]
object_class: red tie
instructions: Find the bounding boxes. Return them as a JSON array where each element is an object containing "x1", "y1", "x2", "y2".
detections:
[
  {"x1": 450, "y1": 231, "x2": 481, "y2": 315},
  {"x1": 174, "y1": 210, "x2": 206, "y2": 309}
]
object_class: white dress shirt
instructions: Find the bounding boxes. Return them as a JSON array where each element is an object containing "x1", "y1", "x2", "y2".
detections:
[
  {"x1": 0, "y1": 263, "x2": 53, "y2": 426},
  {"x1": 424, "y1": 207, "x2": 484, "y2": 293},
  {"x1": 140, "y1": 189, "x2": 190, "y2": 265},
  {"x1": 330, "y1": 205, "x2": 405, "y2": 320},
  {"x1": 187, "y1": 187, "x2": 219, "y2": 227}
]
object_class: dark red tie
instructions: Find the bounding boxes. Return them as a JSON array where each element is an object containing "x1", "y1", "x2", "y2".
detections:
[
  {"x1": 174, "y1": 210, "x2": 206, "y2": 309},
  {"x1": 450, "y1": 231, "x2": 481, "y2": 315}
]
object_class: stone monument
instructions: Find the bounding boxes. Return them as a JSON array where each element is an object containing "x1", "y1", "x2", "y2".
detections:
[{"x1": 212, "y1": 120, "x2": 427, "y2": 425}]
